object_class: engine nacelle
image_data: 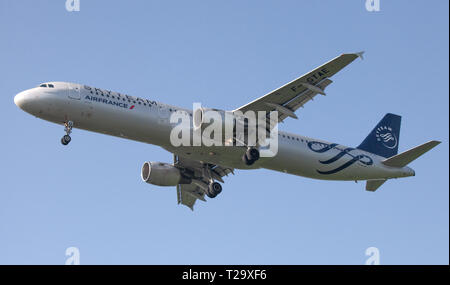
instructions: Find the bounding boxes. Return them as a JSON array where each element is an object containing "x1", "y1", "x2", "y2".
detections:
[
  {"x1": 193, "y1": 107, "x2": 240, "y2": 143},
  {"x1": 193, "y1": 107, "x2": 263, "y2": 146},
  {"x1": 194, "y1": 107, "x2": 243, "y2": 130},
  {"x1": 141, "y1": 162, "x2": 191, "y2": 186}
]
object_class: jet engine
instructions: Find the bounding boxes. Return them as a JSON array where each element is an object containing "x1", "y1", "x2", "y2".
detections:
[
  {"x1": 193, "y1": 107, "x2": 245, "y2": 141},
  {"x1": 192, "y1": 107, "x2": 230, "y2": 131},
  {"x1": 192, "y1": 106, "x2": 267, "y2": 147},
  {"x1": 141, "y1": 162, "x2": 191, "y2": 186}
]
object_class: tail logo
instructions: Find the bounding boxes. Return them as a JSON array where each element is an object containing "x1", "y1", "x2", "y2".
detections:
[
  {"x1": 376, "y1": 126, "x2": 398, "y2": 149},
  {"x1": 308, "y1": 142, "x2": 373, "y2": 175}
]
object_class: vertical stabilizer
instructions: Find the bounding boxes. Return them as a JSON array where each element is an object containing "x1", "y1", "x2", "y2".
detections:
[{"x1": 358, "y1": 113, "x2": 401, "y2": 158}]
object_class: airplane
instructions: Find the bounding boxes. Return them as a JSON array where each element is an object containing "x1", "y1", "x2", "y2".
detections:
[{"x1": 14, "y1": 52, "x2": 441, "y2": 210}]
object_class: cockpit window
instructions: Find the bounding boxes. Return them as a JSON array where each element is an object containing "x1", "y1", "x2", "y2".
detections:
[{"x1": 38, "y1": 83, "x2": 55, "y2": 88}]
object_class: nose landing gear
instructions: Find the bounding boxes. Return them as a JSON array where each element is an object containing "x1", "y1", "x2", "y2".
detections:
[{"x1": 61, "y1": 121, "x2": 73, "y2": 145}]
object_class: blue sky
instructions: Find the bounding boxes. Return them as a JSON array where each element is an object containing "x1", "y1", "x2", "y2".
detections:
[{"x1": 0, "y1": 0, "x2": 448, "y2": 264}]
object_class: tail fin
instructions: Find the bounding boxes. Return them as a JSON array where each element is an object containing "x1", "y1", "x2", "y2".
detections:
[
  {"x1": 382, "y1": 140, "x2": 441, "y2": 167},
  {"x1": 357, "y1": 113, "x2": 401, "y2": 158}
]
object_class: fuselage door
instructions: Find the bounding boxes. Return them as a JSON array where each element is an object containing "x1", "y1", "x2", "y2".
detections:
[{"x1": 67, "y1": 83, "x2": 81, "y2": 100}]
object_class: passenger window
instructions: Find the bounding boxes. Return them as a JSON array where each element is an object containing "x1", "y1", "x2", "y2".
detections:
[
  {"x1": 48, "y1": 84, "x2": 54, "y2": 88},
  {"x1": 40, "y1": 84, "x2": 47, "y2": 88}
]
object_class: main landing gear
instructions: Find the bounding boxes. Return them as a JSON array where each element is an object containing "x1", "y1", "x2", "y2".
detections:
[
  {"x1": 61, "y1": 121, "x2": 73, "y2": 146},
  {"x1": 242, "y1": 147, "x2": 260, "y2": 166},
  {"x1": 206, "y1": 181, "x2": 222, "y2": 199}
]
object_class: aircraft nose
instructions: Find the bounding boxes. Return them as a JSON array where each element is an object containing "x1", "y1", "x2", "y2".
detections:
[
  {"x1": 14, "y1": 89, "x2": 40, "y2": 114},
  {"x1": 14, "y1": 90, "x2": 28, "y2": 110}
]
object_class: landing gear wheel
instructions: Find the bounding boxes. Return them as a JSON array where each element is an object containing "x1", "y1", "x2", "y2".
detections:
[
  {"x1": 207, "y1": 182, "x2": 222, "y2": 198},
  {"x1": 61, "y1": 135, "x2": 71, "y2": 145},
  {"x1": 242, "y1": 148, "x2": 260, "y2": 166},
  {"x1": 61, "y1": 121, "x2": 74, "y2": 146},
  {"x1": 206, "y1": 190, "x2": 216, "y2": 199},
  {"x1": 211, "y1": 182, "x2": 222, "y2": 195},
  {"x1": 242, "y1": 154, "x2": 254, "y2": 166},
  {"x1": 246, "y1": 148, "x2": 260, "y2": 161}
]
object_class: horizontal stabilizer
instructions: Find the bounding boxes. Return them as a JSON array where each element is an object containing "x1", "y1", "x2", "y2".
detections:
[
  {"x1": 382, "y1": 140, "x2": 441, "y2": 168},
  {"x1": 366, "y1": 179, "x2": 387, "y2": 192}
]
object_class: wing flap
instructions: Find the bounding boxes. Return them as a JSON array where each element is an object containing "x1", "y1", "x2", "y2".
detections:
[
  {"x1": 174, "y1": 154, "x2": 235, "y2": 210},
  {"x1": 234, "y1": 52, "x2": 362, "y2": 123},
  {"x1": 177, "y1": 183, "x2": 206, "y2": 210},
  {"x1": 279, "y1": 78, "x2": 333, "y2": 122}
]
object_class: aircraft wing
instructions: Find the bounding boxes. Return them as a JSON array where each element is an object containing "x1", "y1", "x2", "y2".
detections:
[
  {"x1": 174, "y1": 155, "x2": 234, "y2": 210},
  {"x1": 233, "y1": 52, "x2": 364, "y2": 124}
]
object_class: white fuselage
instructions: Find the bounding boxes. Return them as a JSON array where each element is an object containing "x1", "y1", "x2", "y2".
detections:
[{"x1": 14, "y1": 82, "x2": 415, "y2": 181}]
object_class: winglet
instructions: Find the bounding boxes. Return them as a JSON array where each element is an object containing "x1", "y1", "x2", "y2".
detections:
[{"x1": 355, "y1": 51, "x2": 365, "y2": 60}]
